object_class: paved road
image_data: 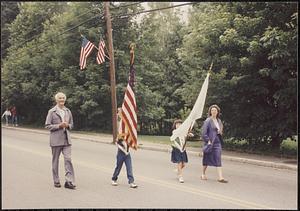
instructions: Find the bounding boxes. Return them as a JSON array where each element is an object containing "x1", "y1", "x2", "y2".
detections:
[{"x1": 1, "y1": 127, "x2": 297, "y2": 209}]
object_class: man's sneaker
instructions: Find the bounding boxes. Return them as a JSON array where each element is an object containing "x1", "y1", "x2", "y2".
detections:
[
  {"x1": 130, "y1": 183, "x2": 138, "y2": 188},
  {"x1": 179, "y1": 176, "x2": 184, "y2": 183},
  {"x1": 111, "y1": 180, "x2": 118, "y2": 186}
]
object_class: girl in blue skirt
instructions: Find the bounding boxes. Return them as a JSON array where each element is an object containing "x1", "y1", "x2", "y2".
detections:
[{"x1": 171, "y1": 119, "x2": 193, "y2": 183}]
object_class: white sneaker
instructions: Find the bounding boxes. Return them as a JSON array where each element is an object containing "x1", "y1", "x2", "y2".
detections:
[
  {"x1": 111, "y1": 180, "x2": 118, "y2": 186},
  {"x1": 178, "y1": 176, "x2": 184, "y2": 183},
  {"x1": 130, "y1": 183, "x2": 138, "y2": 188}
]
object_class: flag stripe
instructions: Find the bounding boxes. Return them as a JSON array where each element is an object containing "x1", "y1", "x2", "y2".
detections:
[
  {"x1": 126, "y1": 85, "x2": 136, "y2": 108},
  {"x1": 123, "y1": 100, "x2": 137, "y2": 129},
  {"x1": 121, "y1": 110, "x2": 137, "y2": 145},
  {"x1": 96, "y1": 40, "x2": 106, "y2": 64},
  {"x1": 124, "y1": 89, "x2": 137, "y2": 121},
  {"x1": 79, "y1": 37, "x2": 95, "y2": 70}
]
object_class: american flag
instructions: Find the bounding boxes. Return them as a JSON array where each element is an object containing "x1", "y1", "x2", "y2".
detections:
[
  {"x1": 119, "y1": 60, "x2": 137, "y2": 150},
  {"x1": 79, "y1": 36, "x2": 95, "y2": 70},
  {"x1": 96, "y1": 39, "x2": 106, "y2": 64}
]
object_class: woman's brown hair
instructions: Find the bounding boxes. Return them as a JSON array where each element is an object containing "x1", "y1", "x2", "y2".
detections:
[{"x1": 208, "y1": 104, "x2": 221, "y2": 118}]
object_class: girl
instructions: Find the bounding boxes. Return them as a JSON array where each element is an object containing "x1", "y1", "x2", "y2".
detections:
[{"x1": 171, "y1": 119, "x2": 193, "y2": 183}]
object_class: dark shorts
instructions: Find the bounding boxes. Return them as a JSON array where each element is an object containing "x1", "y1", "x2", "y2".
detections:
[{"x1": 171, "y1": 147, "x2": 188, "y2": 163}]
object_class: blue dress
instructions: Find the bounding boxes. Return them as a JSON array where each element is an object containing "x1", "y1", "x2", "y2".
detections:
[
  {"x1": 202, "y1": 134, "x2": 222, "y2": 167},
  {"x1": 201, "y1": 117, "x2": 223, "y2": 167}
]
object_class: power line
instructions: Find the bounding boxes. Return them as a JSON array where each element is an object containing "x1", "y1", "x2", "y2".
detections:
[
  {"x1": 110, "y1": 2, "x2": 143, "y2": 10},
  {"x1": 5, "y1": 14, "x2": 105, "y2": 62},
  {"x1": 3, "y1": 2, "x2": 192, "y2": 64},
  {"x1": 113, "y1": 2, "x2": 196, "y2": 19},
  {"x1": 2, "y1": 2, "x2": 143, "y2": 57},
  {"x1": 1, "y1": 6, "x2": 100, "y2": 46}
]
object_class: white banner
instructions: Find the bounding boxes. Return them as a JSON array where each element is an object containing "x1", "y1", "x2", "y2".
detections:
[{"x1": 170, "y1": 72, "x2": 210, "y2": 150}]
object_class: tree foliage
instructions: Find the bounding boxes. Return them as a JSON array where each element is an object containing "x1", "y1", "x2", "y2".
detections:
[
  {"x1": 1, "y1": 2, "x2": 297, "y2": 149},
  {"x1": 178, "y1": 2, "x2": 297, "y2": 148}
]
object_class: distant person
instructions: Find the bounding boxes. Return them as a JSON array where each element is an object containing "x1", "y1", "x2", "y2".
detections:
[
  {"x1": 171, "y1": 119, "x2": 194, "y2": 183},
  {"x1": 11, "y1": 106, "x2": 18, "y2": 126},
  {"x1": 111, "y1": 107, "x2": 138, "y2": 188},
  {"x1": 201, "y1": 104, "x2": 228, "y2": 183},
  {"x1": 45, "y1": 92, "x2": 76, "y2": 189},
  {"x1": 2, "y1": 108, "x2": 11, "y2": 126}
]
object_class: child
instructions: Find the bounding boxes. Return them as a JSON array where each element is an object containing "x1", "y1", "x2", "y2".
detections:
[
  {"x1": 171, "y1": 119, "x2": 194, "y2": 183},
  {"x1": 111, "y1": 108, "x2": 138, "y2": 188}
]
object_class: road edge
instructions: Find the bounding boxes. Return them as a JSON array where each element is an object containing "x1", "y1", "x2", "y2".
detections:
[{"x1": 2, "y1": 126, "x2": 297, "y2": 171}]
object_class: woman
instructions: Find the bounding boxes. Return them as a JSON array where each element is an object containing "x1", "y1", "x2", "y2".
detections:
[{"x1": 201, "y1": 104, "x2": 228, "y2": 183}]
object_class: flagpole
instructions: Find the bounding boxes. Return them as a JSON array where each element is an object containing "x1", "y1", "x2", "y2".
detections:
[
  {"x1": 104, "y1": 2, "x2": 118, "y2": 144},
  {"x1": 208, "y1": 61, "x2": 213, "y2": 74}
]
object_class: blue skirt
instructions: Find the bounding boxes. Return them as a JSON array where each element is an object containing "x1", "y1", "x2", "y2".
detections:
[
  {"x1": 171, "y1": 147, "x2": 188, "y2": 163},
  {"x1": 202, "y1": 136, "x2": 222, "y2": 167}
]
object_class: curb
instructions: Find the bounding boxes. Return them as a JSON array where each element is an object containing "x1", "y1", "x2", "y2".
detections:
[{"x1": 2, "y1": 126, "x2": 297, "y2": 171}]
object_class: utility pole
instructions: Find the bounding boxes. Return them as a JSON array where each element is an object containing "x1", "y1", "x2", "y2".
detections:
[{"x1": 104, "y1": 2, "x2": 118, "y2": 143}]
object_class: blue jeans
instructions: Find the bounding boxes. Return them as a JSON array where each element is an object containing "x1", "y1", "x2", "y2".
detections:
[
  {"x1": 112, "y1": 149, "x2": 134, "y2": 184},
  {"x1": 12, "y1": 116, "x2": 18, "y2": 125}
]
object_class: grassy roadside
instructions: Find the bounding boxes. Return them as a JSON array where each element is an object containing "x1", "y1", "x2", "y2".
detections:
[{"x1": 4, "y1": 124, "x2": 296, "y2": 158}]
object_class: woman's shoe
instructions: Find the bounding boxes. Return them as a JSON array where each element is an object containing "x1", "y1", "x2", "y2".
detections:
[
  {"x1": 217, "y1": 178, "x2": 228, "y2": 183},
  {"x1": 201, "y1": 175, "x2": 207, "y2": 180}
]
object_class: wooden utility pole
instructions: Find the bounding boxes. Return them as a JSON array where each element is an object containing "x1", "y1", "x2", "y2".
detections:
[{"x1": 104, "y1": 2, "x2": 118, "y2": 143}]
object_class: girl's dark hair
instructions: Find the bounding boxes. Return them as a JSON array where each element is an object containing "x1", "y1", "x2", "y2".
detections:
[
  {"x1": 208, "y1": 104, "x2": 221, "y2": 118},
  {"x1": 172, "y1": 119, "x2": 183, "y2": 130}
]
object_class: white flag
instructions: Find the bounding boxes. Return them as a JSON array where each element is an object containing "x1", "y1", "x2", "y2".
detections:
[{"x1": 170, "y1": 72, "x2": 210, "y2": 151}]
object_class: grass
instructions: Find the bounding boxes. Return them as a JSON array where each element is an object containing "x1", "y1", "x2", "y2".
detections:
[{"x1": 4, "y1": 123, "x2": 297, "y2": 158}]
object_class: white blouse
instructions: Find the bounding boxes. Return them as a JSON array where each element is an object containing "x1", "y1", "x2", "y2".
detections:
[{"x1": 212, "y1": 118, "x2": 220, "y2": 131}]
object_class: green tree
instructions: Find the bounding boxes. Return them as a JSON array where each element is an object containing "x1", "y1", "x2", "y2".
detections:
[
  {"x1": 178, "y1": 2, "x2": 297, "y2": 149},
  {"x1": 135, "y1": 2, "x2": 186, "y2": 135},
  {"x1": 1, "y1": 1, "x2": 20, "y2": 63}
]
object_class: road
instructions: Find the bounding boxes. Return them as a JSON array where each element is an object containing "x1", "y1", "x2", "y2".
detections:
[{"x1": 1, "y1": 127, "x2": 298, "y2": 209}]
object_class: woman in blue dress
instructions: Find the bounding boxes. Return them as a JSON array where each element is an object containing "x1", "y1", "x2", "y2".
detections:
[{"x1": 201, "y1": 104, "x2": 228, "y2": 183}]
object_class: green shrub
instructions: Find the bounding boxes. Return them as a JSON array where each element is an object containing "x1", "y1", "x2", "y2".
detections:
[
  {"x1": 280, "y1": 137, "x2": 298, "y2": 156},
  {"x1": 223, "y1": 137, "x2": 297, "y2": 157}
]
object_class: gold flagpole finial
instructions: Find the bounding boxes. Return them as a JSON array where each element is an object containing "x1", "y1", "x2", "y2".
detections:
[{"x1": 129, "y1": 43, "x2": 135, "y2": 65}]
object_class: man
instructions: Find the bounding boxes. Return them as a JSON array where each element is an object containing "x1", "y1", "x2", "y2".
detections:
[
  {"x1": 45, "y1": 92, "x2": 76, "y2": 189},
  {"x1": 111, "y1": 107, "x2": 138, "y2": 188}
]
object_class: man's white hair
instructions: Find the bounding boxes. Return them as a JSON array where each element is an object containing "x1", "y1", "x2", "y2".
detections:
[{"x1": 55, "y1": 92, "x2": 66, "y2": 101}]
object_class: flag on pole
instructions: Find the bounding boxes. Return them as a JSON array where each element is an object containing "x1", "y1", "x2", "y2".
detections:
[
  {"x1": 96, "y1": 39, "x2": 106, "y2": 64},
  {"x1": 170, "y1": 72, "x2": 210, "y2": 152},
  {"x1": 79, "y1": 36, "x2": 95, "y2": 70},
  {"x1": 118, "y1": 45, "x2": 137, "y2": 150}
]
